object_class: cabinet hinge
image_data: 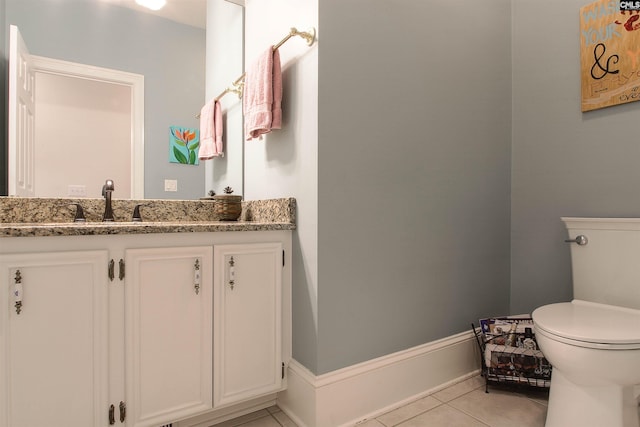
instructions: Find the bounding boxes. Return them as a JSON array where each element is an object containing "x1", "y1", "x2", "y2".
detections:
[
  {"x1": 282, "y1": 362, "x2": 285, "y2": 379},
  {"x1": 108, "y1": 259, "x2": 115, "y2": 281},
  {"x1": 119, "y1": 401, "x2": 126, "y2": 423}
]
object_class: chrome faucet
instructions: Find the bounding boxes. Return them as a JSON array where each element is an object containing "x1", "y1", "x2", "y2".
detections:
[{"x1": 102, "y1": 179, "x2": 115, "y2": 222}]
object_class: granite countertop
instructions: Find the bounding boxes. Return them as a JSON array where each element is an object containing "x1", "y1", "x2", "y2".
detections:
[{"x1": 0, "y1": 197, "x2": 296, "y2": 238}]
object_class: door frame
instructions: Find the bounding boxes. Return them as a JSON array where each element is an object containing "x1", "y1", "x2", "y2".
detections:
[{"x1": 29, "y1": 56, "x2": 145, "y2": 199}]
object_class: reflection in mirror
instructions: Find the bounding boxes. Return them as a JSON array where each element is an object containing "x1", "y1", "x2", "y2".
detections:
[
  {"x1": 8, "y1": 34, "x2": 144, "y2": 198},
  {"x1": 205, "y1": 0, "x2": 245, "y2": 198},
  {"x1": 4, "y1": 0, "x2": 206, "y2": 199},
  {"x1": 32, "y1": 60, "x2": 142, "y2": 199},
  {"x1": 36, "y1": 74, "x2": 133, "y2": 198}
]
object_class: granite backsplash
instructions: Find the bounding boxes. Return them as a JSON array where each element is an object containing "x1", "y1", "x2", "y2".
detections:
[{"x1": 0, "y1": 197, "x2": 296, "y2": 224}]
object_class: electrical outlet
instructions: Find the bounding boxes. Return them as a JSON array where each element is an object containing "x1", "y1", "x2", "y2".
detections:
[
  {"x1": 67, "y1": 185, "x2": 86, "y2": 197},
  {"x1": 164, "y1": 179, "x2": 178, "y2": 192}
]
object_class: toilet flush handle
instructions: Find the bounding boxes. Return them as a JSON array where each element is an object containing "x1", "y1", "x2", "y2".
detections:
[{"x1": 564, "y1": 235, "x2": 588, "y2": 246}]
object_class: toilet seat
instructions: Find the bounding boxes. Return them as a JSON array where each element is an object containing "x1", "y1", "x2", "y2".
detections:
[{"x1": 532, "y1": 299, "x2": 640, "y2": 350}]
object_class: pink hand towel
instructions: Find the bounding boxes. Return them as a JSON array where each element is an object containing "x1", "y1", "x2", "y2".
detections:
[
  {"x1": 243, "y1": 46, "x2": 282, "y2": 140},
  {"x1": 199, "y1": 100, "x2": 223, "y2": 159},
  {"x1": 272, "y1": 49, "x2": 282, "y2": 130}
]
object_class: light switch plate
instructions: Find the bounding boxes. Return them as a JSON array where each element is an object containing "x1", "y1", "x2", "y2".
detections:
[
  {"x1": 164, "y1": 179, "x2": 178, "y2": 192},
  {"x1": 67, "y1": 185, "x2": 86, "y2": 197}
]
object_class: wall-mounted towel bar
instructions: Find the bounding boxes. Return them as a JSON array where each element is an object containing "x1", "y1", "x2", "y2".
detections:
[
  {"x1": 196, "y1": 27, "x2": 316, "y2": 118},
  {"x1": 273, "y1": 26, "x2": 316, "y2": 50}
]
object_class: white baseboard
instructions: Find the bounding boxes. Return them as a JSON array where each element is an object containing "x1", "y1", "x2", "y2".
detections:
[
  {"x1": 277, "y1": 330, "x2": 481, "y2": 427},
  {"x1": 174, "y1": 394, "x2": 277, "y2": 427}
]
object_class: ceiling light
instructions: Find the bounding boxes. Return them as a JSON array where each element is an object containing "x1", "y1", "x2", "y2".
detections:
[{"x1": 135, "y1": 0, "x2": 167, "y2": 11}]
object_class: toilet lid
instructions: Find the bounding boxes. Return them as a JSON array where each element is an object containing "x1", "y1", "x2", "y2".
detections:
[{"x1": 532, "y1": 300, "x2": 640, "y2": 347}]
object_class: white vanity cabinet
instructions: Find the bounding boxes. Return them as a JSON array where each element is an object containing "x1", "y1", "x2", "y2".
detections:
[
  {"x1": 0, "y1": 250, "x2": 110, "y2": 427},
  {"x1": 213, "y1": 243, "x2": 284, "y2": 407},
  {"x1": 0, "y1": 230, "x2": 291, "y2": 427}
]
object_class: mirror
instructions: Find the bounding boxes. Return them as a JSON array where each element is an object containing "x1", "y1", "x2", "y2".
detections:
[{"x1": 4, "y1": 0, "x2": 208, "y2": 199}]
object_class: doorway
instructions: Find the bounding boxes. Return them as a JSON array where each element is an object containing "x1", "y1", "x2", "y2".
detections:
[{"x1": 8, "y1": 25, "x2": 144, "y2": 198}]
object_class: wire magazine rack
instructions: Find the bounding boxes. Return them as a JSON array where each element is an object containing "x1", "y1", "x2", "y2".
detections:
[{"x1": 472, "y1": 318, "x2": 552, "y2": 393}]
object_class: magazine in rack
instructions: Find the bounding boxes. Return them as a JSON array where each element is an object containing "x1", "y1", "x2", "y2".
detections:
[{"x1": 477, "y1": 315, "x2": 551, "y2": 388}]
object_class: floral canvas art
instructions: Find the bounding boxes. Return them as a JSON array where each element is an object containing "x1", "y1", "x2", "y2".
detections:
[{"x1": 169, "y1": 126, "x2": 200, "y2": 165}]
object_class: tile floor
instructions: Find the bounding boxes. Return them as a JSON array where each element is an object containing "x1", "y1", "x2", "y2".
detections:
[{"x1": 210, "y1": 375, "x2": 550, "y2": 427}]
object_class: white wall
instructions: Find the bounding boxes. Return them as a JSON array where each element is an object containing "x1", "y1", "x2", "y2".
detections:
[
  {"x1": 34, "y1": 73, "x2": 131, "y2": 198},
  {"x1": 244, "y1": 0, "x2": 320, "y2": 370}
]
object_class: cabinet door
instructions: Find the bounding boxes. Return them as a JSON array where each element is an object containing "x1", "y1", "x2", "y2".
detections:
[
  {"x1": 0, "y1": 251, "x2": 109, "y2": 427},
  {"x1": 125, "y1": 246, "x2": 213, "y2": 427},
  {"x1": 213, "y1": 243, "x2": 283, "y2": 407}
]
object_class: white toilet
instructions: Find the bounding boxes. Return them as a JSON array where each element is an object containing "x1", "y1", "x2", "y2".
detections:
[{"x1": 532, "y1": 217, "x2": 640, "y2": 427}]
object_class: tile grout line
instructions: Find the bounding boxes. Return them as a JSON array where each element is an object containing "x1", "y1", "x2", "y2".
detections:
[
  {"x1": 440, "y1": 401, "x2": 492, "y2": 427},
  {"x1": 380, "y1": 379, "x2": 488, "y2": 426},
  {"x1": 273, "y1": 412, "x2": 286, "y2": 427},
  {"x1": 434, "y1": 385, "x2": 494, "y2": 427},
  {"x1": 443, "y1": 402, "x2": 492, "y2": 427},
  {"x1": 447, "y1": 387, "x2": 549, "y2": 427},
  {"x1": 386, "y1": 401, "x2": 444, "y2": 427}
]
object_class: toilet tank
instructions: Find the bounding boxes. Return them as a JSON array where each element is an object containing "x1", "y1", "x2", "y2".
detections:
[{"x1": 563, "y1": 217, "x2": 640, "y2": 310}]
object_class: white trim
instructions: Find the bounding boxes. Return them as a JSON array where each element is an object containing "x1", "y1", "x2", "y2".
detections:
[
  {"x1": 174, "y1": 394, "x2": 277, "y2": 427},
  {"x1": 29, "y1": 55, "x2": 145, "y2": 199},
  {"x1": 277, "y1": 330, "x2": 481, "y2": 427}
]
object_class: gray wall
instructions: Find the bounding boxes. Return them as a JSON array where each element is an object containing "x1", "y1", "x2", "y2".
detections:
[
  {"x1": 4, "y1": 0, "x2": 206, "y2": 199},
  {"x1": 314, "y1": 0, "x2": 512, "y2": 374},
  {"x1": 510, "y1": 0, "x2": 640, "y2": 314}
]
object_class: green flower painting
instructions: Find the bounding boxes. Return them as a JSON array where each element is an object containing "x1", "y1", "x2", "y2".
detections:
[{"x1": 169, "y1": 126, "x2": 200, "y2": 165}]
